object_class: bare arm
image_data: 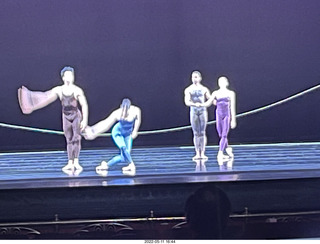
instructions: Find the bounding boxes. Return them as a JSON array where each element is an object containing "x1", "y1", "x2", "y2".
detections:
[
  {"x1": 84, "y1": 110, "x2": 118, "y2": 140},
  {"x1": 205, "y1": 87, "x2": 211, "y2": 100},
  {"x1": 76, "y1": 88, "x2": 89, "y2": 131},
  {"x1": 131, "y1": 106, "x2": 141, "y2": 139},
  {"x1": 184, "y1": 88, "x2": 198, "y2": 107},
  {"x1": 39, "y1": 87, "x2": 59, "y2": 109},
  {"x1": 202, "y1": 91, "x2": 216, "y2": 107},
  {"x1": 230, "y1": 91, "x2": 237, "y2": 129}
]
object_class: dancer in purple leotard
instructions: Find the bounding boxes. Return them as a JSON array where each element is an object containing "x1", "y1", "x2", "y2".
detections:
[{"x1": 203, "y1": 76, "x2": 236, "y2": 161}]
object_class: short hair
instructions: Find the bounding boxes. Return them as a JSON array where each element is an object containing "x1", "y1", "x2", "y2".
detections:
[
  {"x1": 121, "y1": 98, "x2": 131, "y2": 109},
  {"x1": 192, "y1": 70, "x2": 202, "y2": 77},
  {"x1": 60, "y1": 66, "x2": 74, "y2": 78}
]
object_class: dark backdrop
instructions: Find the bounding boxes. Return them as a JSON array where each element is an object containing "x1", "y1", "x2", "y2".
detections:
[{"x1": 1, "y1": 0, "x2": 320, "y2": 152}]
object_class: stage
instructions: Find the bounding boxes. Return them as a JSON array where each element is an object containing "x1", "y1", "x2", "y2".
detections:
[
  {"x1": 1, "y1": 142, "x2": 320, "y2": 188},
  {"x1": 1, "y1": 142, "x2": 320, "y2": 239}
]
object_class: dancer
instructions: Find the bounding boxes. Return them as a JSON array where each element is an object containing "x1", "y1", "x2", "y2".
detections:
[
  {"x1": 18, "y1": 66, "x2": 88, "y2": 172},
  {"x1": 184, "y1": 71, "x2": 211, "y2": 160},
  {"x1": 83, "y1": 98, "x2": 141, "y2": 174},
  {"x1": 203, "y1": 76, "x2": 236, "y2": 161}
]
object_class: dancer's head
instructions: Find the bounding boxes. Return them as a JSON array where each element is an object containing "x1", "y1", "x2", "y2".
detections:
[
  {"x1": 218, "y1": 76, "x2": 229, "y2": 88},
  {"x1": 61, "y1": 66, "x2": 75, "y2": 85},
  {"x1": 191, "y1": 70, "x2": 202, "y2": 84},
  {"x1": 120, "y1": 98, "x2": 131, "y2": 118}
]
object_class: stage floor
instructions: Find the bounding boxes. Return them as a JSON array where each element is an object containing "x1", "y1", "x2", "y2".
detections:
[{"x1": 1, "y1": 142, "x2": 320, "y2": 190}]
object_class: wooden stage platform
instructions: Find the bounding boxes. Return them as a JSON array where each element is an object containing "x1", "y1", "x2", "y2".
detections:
[
  {"x1": 1, "y1": 142, "x2": 320, "y2": 239},
  {"x1": 2, "y1": 142, "x2": 320, "y2": 188}
]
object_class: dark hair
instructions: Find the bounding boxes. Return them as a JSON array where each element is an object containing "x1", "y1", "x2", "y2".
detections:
[
  {"x1": 121, "y1": 98, "x2": 131, "y2": 109},
  {"x1": 191, "y1": 70, "x2": 202, "y2": 77},
  {"x1": 185, "y1": 185, "x2": 231, "y2": 239},
  {"x1": 60, "y1": 66, "x2": 74, "y2": 78}
]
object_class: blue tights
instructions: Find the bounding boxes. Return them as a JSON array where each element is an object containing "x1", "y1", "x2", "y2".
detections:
[{"x1": 107, "y1": 134, "x2": 133, "y2": 167}]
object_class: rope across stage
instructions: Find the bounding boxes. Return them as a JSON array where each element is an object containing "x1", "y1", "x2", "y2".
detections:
[{"x1": 1, "y1": 83, "x2": 320, "y2": 136}]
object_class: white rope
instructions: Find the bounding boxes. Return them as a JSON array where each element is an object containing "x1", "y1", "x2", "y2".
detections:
[{"x1": 1, "y1": 84, "x2": 319, "y2": 136}]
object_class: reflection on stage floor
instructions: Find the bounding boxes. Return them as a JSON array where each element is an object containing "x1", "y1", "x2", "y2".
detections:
[{"x1": 1, "y1": 142, "x2": 320, "y2": 189}]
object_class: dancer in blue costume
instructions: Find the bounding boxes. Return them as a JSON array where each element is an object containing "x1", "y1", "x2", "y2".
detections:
[
  {"x1": 84, "y1": 98, "x2": 141, "y2": 173},
  {"x1": 203, "y1": 76, "x2": 236, "y2": 162}
]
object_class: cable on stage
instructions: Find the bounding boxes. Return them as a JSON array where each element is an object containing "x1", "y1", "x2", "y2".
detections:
[{"x1": 1, "y1": 83, "x2": 320, "y2": 137}]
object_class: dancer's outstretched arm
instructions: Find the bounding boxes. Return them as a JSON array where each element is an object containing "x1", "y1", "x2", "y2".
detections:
[
  {"x1": 202, "y1": 91, "x2": 216, "y2": 107},
  {"x1": 18, "y1": 86, "x2": 59, "y2": 114},
  {"x1": 84, "y1": 110, "x2": 118, "y2": 140}
]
